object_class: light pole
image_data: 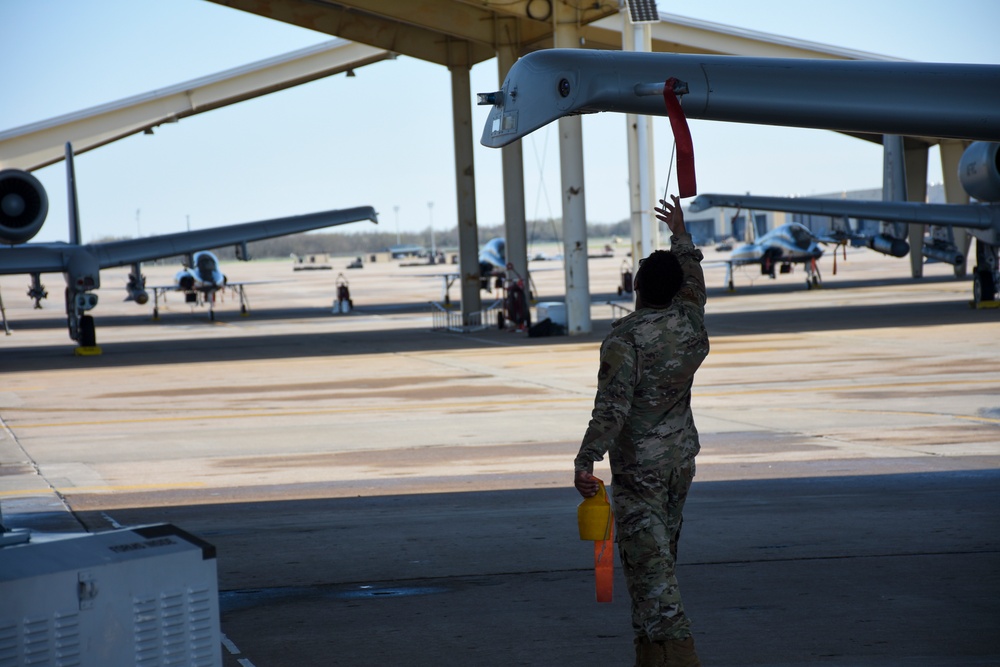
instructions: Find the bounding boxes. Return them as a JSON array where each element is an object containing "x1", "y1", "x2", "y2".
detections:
[
  {"x1": 393, "y1": 205, "x2": 400, "y2": 245},
  {"x1": 427, "y1": 201, "x2": 436, "y2": 262}
]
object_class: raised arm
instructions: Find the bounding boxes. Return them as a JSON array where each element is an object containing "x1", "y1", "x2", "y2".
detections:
[{"x1": 656, "y1": 195, "x2": 706, "y2": 308}]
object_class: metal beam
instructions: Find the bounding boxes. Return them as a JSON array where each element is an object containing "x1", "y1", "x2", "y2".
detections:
[
  {"x1": 497, "y1": 34, "x2": 528, "y2": 299},
  {"x1": 904, "y1": 142, "x2": 929, "y2": 278},
  {"x1": 940, "y1": 140, "x2": 972, "y2": 276},
  {"x1": 336, "y1": 0, "x2": 554, "y2": 48},
  {"x1": 209, "y1": 0, "x2": 499, "y2": 65},
  {"x1": 553, "y1": 3, "x2": 590, "y2": 335},
  {"x1": 450, "y1": 63, "x2": 483, "y2": 325},
  {"x1": 0, "y1": 39, "x2": 391, "y2": 171},
  {"x1": 582, "y1": 12, "x2": 905, "y2": 60}
]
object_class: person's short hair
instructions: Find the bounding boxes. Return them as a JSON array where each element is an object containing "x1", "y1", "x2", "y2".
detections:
[{"x1": 635, "y1": 250, "x2": 683, "y2": 306}]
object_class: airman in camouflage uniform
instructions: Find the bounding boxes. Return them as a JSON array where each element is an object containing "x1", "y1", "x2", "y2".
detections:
[{"x1": 575, "y1": 195, "x2": 708, "y2": 667}]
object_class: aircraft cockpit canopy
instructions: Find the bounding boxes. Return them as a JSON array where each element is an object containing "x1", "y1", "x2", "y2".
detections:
[{"x1": 786, "y1": 223, "x2": 815, "y2": 250}]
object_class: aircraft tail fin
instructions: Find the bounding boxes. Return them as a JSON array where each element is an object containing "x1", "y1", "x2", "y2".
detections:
[{"x1": 65, "y1": 142, "x2": 82, "y2": 245}]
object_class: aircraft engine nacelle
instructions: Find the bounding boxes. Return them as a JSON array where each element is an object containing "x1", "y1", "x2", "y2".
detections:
[
  {"x1": 0, "y1": 169, "x2": 48, "y2": 244},
  {"x1": 959, "y1": 142, "x2": 1000, "y2": 203}
]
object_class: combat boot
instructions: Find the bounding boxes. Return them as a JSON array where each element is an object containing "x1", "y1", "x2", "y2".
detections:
[
  {"x1": 634, "y1": 637, "x2": 665, "y2": 667},
  {"x1": 662, "y1": 636, "x2": 701, "y2": 667}
]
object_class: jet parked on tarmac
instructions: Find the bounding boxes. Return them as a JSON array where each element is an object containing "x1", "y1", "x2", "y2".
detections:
[
  {"x1": 476, "y1": 49, "x2": 1000, "y2": 304},
  {"x1": 690, "y1": 140, "x2": 1000, "y2": 302},
  {"x1": 0, "y1": 144, "x2": 377, "y2": 350},
  {"x1": 706, "y1": 221, "x2": 834, "y2": 291}
]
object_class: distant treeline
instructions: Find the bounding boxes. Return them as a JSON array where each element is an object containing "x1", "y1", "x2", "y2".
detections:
[{"x1": 94, "y1": 218, "x2": 632, "y2": 261}]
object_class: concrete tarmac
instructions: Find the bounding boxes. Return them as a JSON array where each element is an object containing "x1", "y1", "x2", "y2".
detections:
[{"x1": 1, "y1": 247, "x2": 998, "y2": 665}]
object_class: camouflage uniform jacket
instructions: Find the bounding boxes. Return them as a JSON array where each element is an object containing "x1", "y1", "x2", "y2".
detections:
[{"x1": 575, "y1": 233, "x2": 709, "y2": 477}]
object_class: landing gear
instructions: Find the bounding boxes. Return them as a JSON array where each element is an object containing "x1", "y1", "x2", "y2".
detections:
[
  {"x1": 78, "y1": 315, "x2": 96, "y2": 348},
  {"x1": 972, "y1": 239, "x2": 999, "y2": 306},
  {"x1": 805, "y1": 258, "x2": 822, "y2": 290},
  {"x1": 235, "y1": 285, "x2": 249, "y2": 317},
  {"x1": 66, "y1": 288, "x2": 100, "y2": 354}
]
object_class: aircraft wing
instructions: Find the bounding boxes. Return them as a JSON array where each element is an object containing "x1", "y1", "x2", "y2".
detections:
[
  {"x1": 0, "y1": 244, "x2": 79, "y2": 275},
  {"x1": 690, "y1": 194, "x2": 1000, "y2": 233},
  {"x1": 89, "y1": 206, "x2": 378, "y2": 269},
  {"x1": 478, "y1": 50, "x2": 1000, "y2": 148}
]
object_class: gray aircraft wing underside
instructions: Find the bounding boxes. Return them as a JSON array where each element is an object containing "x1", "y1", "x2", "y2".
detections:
[
  {"x1": 89, "y1": 206, "x2": 378, "y2": 269},
  {"x1": 0, "y1": 244, "x2": 79, "y2": 275},
  {"x1": 479, "y1": 50, "x2": 1000, "y2": 147},
  {"x1": 0, "y1": 205, "x2": 377, "y2": 276},
  {"x1": 690, "y1": 194, "x2": 1000, "y2": 232}
]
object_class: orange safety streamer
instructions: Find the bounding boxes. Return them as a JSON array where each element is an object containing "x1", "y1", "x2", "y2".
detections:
[
  {"x1": 662, "y1": 78, "x2": 697, "y2": 198},
  {"x1": 594, "y1": 520, "x2": 614, "y2": 603}
]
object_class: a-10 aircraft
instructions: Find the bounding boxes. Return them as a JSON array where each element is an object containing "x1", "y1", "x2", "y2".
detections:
[
  {"x1": 476, "y1": 49, "x2": 1000, "y2": 304},
  {"x1": 0, "y1": 143, "x2": 378, "y2": 350}
]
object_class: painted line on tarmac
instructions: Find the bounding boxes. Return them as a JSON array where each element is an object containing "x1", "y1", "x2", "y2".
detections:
[
  {"x1": 769, "y1": 406, "x2": 1000, "y2": 425},
  {"x1": 697, "y1": 377, "x2": 1000, "y2": 397},
  {"x1": 221, "y1": 634, "x2": 257, "y2": 667},
  {"x1": 6, "y1": 397, "x2": 592, "y2": 429},
  {"x1": 0, "y1": 482, "x2": 206, "y2": 497},
  {"x1": 7, "y1": 380, "x2": 996, "y2": 431}
]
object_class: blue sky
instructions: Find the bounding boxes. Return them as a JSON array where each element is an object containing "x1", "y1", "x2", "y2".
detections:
[{"x1": 2, "y1": 0, "x2": 998, "y2": 244}]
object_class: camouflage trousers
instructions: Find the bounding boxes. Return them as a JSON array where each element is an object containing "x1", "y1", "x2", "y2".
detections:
[{"x1": 612, "y1": 459, "x2": 696, "y2": 641}]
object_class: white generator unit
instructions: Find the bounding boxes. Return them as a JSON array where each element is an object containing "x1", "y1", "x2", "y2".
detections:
[
  {"x1": 535, "y1": 302, "x2": 567, "y2": 327},
  {"x1": 0, "y1": 524, "x2": 221, "y2": 667}
]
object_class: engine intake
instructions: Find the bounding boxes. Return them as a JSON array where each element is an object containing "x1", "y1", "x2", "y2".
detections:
[{"x1": 0, "y1": 169, "x2": 48, "y2": 244}]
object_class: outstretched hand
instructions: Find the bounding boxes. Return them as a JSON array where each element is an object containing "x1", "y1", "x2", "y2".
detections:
[{"x1": 655, "y1": 194, "x2": 686, "y2": 237}]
